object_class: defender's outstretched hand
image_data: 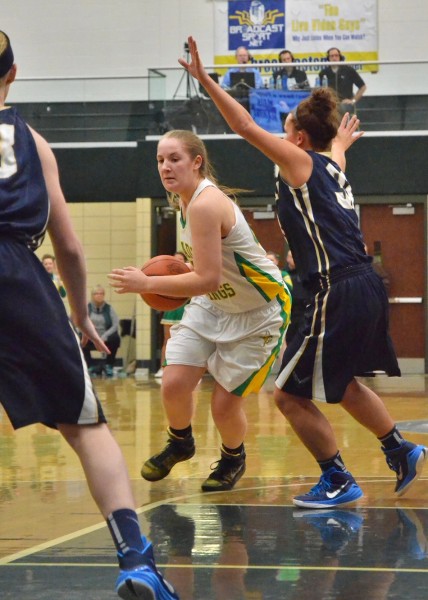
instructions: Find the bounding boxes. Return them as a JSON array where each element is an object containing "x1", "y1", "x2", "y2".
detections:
[
  {"x1": 334, "y1": 113, "x2": 365, "y2": 152},
  {"x1": 178, "y1": 36, "x2": 207, "y2": 83},
  {"x1": 331, "y1": 113, "x2": 365, "y2": 171}
]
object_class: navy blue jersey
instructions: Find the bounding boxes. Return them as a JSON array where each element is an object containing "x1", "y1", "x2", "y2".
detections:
[
  {"x1": 0, "y1": 107, "x2": 104, "y2": 429},
  {"x1": 275, "y1": 151, "x2": 370, "y2": 286},
  {"x1": 0, "y1": 106, "x2": 48, "y2": 249}
]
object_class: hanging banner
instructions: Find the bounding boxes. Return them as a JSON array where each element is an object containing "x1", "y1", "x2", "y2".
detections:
[
  {"x1": 249, "y1": 88, "x2": 310, "y2": 133},
  {"x1": 214, "y1": 0, "x2": 378, "y2": 78}
]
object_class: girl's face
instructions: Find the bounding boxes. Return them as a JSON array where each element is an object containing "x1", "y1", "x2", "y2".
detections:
[{"x1": 157, "y1": 137, "x2": 202, "y2": 197}]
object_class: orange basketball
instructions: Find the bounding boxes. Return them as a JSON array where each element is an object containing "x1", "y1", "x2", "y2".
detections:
[{"x1": 140, "y1": 255, "x2": 190, "y2": 311}]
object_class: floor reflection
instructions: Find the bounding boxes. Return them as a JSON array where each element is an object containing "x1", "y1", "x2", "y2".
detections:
[
  {"x1": 143, "y1": 503, "x2": 428, "y2": 600},
  {"x1": 1, "y1": 375, "x2": 427, "y2": 599}
]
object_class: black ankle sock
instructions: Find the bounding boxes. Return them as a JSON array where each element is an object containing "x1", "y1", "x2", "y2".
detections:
[
  {"x1": 318, "y1": 451, "x2": 347, "y2": 473},
  {"x1": 107, "y1": 509, "x2": 144, "y2": 559},
  {"x1": 169, "y1": 425, "x2": 192, "y2": 439},
  {"x1": 378, "y1": 426, "x2": 404, "y2": 450},
  {"x1": 222, "y1": 443, "x2": 245, "y2": 457}
]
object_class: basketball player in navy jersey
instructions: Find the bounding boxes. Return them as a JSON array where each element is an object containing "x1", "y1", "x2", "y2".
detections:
[
  {"x1": 0, "y1": 31, "x2": 178, "y2": 599},
  {"x1": 179, "y1": 36, "x2": 426, "y2": 509}
]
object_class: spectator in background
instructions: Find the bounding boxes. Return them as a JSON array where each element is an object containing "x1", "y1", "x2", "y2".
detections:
[
  {"x1": 319, "y1": 47, "x2": 366, "y2": 110},
  {"x1": 221, "y1": 46, "x2": 263, "y2": 90},
  {"x1": 42, "y1": 253, "x2": 67, "y2": 298},
  {"x1": 83, "y1": 285, "x2": 121, "y2": 377},
  {"x1": 285, "y1": 249, "x2": 312, "y2": 345},
  {"x1": 274, "y1": 50, "x2": 310, "y2": 90}
]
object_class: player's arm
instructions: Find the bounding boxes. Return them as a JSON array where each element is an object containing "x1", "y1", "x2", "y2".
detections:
[
  {"x1": 179, "y1": 36, "x2": 312, "y2": 188},
  {"x1": 109, "y1": 188, "x2": 225, "y2": 297},
  {"x1": 30, "y1": 128, "x2": 109, "y2": 353}
]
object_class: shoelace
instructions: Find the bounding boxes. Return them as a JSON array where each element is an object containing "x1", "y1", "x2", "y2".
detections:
[
  {"x1": 209, "y1": 458, "x2": 228, "y2": 474},
  {"x1": 209, "y1": 457, "x2": 242, "y2": 478},
  {"x1": 308, "y1": 477, "x2": 333, "y2": 496},
  {"x1": 308, "y1": 473, "x2": 348, "y2": 496}
]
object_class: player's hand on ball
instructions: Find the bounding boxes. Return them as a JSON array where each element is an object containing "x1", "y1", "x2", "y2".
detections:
[{"x1": 109, "y1": 266, "x2": 147, "y2": 294}]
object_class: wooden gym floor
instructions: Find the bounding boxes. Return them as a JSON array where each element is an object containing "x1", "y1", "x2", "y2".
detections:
[{"x1": 0, "y1": 373, "x2": 427, "y2": 599}]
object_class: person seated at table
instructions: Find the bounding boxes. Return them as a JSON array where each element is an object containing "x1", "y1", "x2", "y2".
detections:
[
  {"x1": 273, "y1": 50, "x2": 310, "y2": 90},
  {"x1": 221, "y1": 46, "x2": 263, "y2": 90}
]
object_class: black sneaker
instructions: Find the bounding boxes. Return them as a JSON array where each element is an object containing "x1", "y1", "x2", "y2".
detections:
[
  {"x1": 141, "y1": 428, "x2": 195, "y2": 482},
  {"x1": 201, "y1": 448, "x2": 246, "y2": 492}
]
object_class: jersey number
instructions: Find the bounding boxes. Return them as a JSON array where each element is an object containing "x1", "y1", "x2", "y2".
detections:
[
  {"x1": 327, "y1": 162, "x2": 355, "y2": 210},
  {"x1": 0, "y1": 124, "x2": 18, "y2": 179},
  {"x1": 335, "y1": 186, "x2": 355, "y2": 210}
]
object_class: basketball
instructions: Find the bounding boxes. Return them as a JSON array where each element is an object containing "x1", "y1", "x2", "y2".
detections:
[{"x1": 140, "y1": 255, "x2": 190, "y2": 311}]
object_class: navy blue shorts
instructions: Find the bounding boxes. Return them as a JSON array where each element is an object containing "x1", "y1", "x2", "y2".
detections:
[
  {"x1": 0, "y1": 240, "x2": 106, "y2": 429},
  {"x1": 276, "y1": 263, "x2": 400, "y2": 404}
]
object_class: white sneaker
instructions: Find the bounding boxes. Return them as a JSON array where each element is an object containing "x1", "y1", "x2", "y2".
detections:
[{"x1": 154, "y1": 368, "x2": 164, "y2": 378}]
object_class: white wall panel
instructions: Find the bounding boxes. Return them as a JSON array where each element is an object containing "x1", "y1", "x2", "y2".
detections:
[{"x1": 2, "y1": 0, "x2": 427, "y2": 101}]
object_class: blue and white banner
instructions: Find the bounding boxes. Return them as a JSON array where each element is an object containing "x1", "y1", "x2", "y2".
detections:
[
  {"x1": 249, "y1": 88, "x2": 310, "y2": 132},
  {"x1": 214, "y1": 0, "x2": 378, "y2": 75}
]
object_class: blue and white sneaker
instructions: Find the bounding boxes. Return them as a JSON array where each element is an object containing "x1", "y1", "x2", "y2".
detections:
[
  {"x1": 293, "y1": 468, "x2": 363, "y2": 509},
  {"x1": 116, "y1": 537, "x2": 179, "y2": 600},
  {"x1": 294, "y1": 509, "x2": 364, "y2": 552},
  {"x1": 383, "y1": 442, "x2": 427, "y2": 497}
]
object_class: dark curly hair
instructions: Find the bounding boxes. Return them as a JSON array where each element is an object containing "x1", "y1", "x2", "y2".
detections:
[{"x1": 293, "y1": 87, "x2": 340, "y2": 151}]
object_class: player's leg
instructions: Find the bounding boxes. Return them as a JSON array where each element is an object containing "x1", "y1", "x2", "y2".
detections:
[
  {"x1": 341, "y1": 378, "x2": 427, "y2": 497},
  {"x1": 58, "y1": 422, "x2": 135, "y2": 514},
  {"x1": 275, "y1": 389, "x2": 338, "y2": 460},
  {"x1": 201, "y1": 384, "x2": 247, "y2": 492},
  {"x1": 341, "y1": 378, "x2": 394, "y2": 436},
  {"x1": 58, "y1": 423, "x2": 179, "y2": 599},
  {"x1": 140, "y1": 364, "x2": 204, "y2": 482},
  {"x1": 142, "y1": 314, "x2": 212, "y2": 482},
  {"x1": 274, "y1": 388, "x2": 362, "y2": 509}
]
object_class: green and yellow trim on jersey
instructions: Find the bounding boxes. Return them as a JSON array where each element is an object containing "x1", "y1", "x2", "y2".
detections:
[{"x1": 235, "y1": 252, "x2": 292, "y2": 307}]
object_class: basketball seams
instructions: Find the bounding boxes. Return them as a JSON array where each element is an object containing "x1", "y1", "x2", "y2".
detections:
[{"x1": 140, "y1": 255, "x2": 190, "y2": 310}]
